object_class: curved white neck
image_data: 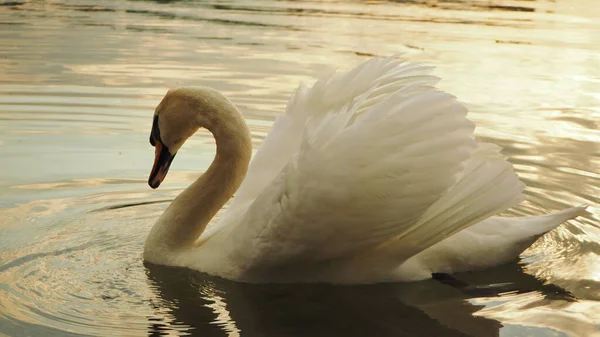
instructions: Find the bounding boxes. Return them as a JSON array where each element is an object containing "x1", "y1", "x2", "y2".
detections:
[{"x1": 145, "y1": 104, "x2": 252, "y2": 251}]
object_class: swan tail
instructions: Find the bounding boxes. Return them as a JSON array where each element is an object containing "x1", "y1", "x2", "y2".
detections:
[
  {"x1": 501, "y1": 206, "x2": 589, "y2": 237},
  {"x1": 389, "y1": 143, "x2": 526, "y2": 261},
  {"x1": 394, "y1": 206, "x2": 588, "y2": 279}
]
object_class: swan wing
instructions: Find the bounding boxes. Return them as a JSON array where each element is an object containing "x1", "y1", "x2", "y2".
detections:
[
  {"x1": 226, "y1": 60, "x2": 515, "y2": 274},
  {"x1": 230, "y1": 56, "x2": 439, "y2": 209},
  {"x1": 226, "y1": 59, "x2": 526, "y2": 283}
]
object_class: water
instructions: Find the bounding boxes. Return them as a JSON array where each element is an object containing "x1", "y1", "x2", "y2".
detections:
[{"x1": 0, "y1": 0, "x2": 598, "y2": 336}]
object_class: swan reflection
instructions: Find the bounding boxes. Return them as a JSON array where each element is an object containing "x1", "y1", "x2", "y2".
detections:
[{"x1": 145, "y1": 261, "x2": 576, "y2": 337}]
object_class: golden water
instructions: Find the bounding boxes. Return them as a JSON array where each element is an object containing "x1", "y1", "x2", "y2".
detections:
[{"x1": 0, "y1": 1, "x2": 598, "y2": 336}]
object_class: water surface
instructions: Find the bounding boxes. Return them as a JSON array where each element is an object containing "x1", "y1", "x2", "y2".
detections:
[{"x1": 0, "y1": 0, "x2": 599, "y2": 336}]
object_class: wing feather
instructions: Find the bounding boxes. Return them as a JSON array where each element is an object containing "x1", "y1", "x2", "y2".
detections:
[
  {"x1": 230, "y1": 62, "x2": 482, "y2": 269},
  {"x1": 230, "y1": 57, "x2": 438, "y2": 209},
  {"x1": 222, "y1": 58, "x2": 525, "y2": 283}
]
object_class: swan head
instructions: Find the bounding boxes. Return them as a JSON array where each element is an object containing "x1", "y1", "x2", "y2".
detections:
[{"x1": 148, "y1": 87, "x2": 238, "y2": 189}]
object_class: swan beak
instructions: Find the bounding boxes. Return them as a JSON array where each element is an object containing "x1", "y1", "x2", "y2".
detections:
[{"x1": 148, "y1": 140, "x2": 176, "y2": 189}]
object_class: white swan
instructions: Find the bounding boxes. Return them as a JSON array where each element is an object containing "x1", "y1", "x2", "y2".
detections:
[{"x1": 144, "y1": 56, "x2": 587, "y2": 284}]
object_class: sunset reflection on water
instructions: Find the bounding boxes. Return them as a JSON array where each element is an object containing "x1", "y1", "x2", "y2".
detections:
[{"x1": 0, "y1": 0, "x2": 598, "y2": 336}]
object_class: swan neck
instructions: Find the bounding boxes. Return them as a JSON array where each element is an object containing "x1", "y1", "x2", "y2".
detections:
[{"x1": 148, "y1": 103, "x2": 251, "y2": 250}]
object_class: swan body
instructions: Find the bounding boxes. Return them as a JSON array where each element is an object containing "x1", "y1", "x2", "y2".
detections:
[{"x1": 144, "y1": 57, "x2": 587, "y2": 284}]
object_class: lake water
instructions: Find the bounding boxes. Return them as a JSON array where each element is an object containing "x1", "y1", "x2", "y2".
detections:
[{"x1": 0, "y1": 0, "x2": 599, "y2": 336}]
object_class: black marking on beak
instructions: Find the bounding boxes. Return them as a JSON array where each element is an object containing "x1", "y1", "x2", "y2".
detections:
[{"x1": 150, "y1": 115, "x2": 160, "y2": 147}]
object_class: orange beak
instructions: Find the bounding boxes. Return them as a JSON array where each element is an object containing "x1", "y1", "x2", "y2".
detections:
[{"x1": 148, "y1": 138, "x2": 175, "y2": 189}]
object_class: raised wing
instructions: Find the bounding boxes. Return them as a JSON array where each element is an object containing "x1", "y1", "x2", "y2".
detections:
[
  {"x1": 226, "y1": 58, "x2": 524, "y2": 283},
  {"x1": 229, "y1": 56, "x2": 439, "y2": 210}
]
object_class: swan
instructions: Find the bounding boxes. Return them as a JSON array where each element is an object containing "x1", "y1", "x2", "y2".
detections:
[{"x1": 144, "y1": 56, "x2": 587, "y2": 284}]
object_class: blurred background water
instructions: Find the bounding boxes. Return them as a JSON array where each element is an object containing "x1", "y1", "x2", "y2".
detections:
[{"x1": 0, "y1": 0, "x2": 599, "y2": 336}]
